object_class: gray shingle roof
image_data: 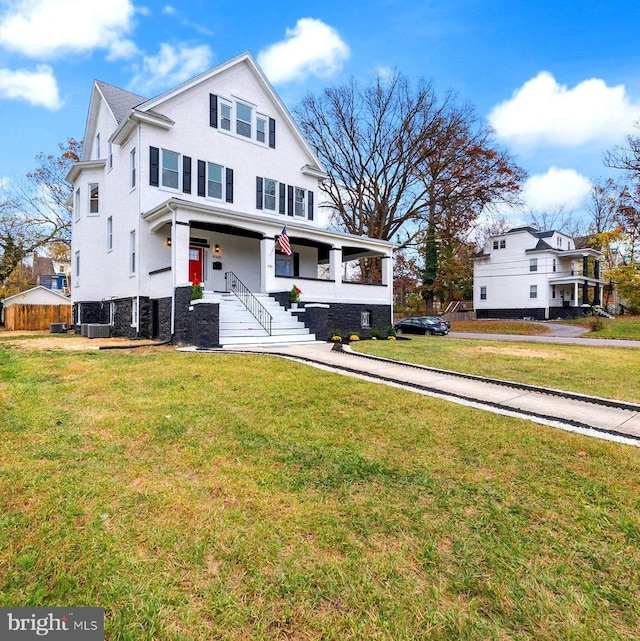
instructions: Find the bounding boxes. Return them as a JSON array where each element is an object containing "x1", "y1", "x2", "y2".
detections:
[{"x1": 95, "y1": 80, "x2": 147, "y2": 125}]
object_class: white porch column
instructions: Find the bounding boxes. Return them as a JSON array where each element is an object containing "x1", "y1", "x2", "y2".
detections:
[
  {"x1": 329, "y1": 246, "x2": 343, "y2": 297},
  {"x1": 173, "y1": 221, "x2": 191, "y2": 286},
  {"x1": 381, "y1": 253, "x2": 393, "y2": 286},
  {"x1": 573, "y1": 282, "x2": 579, "y2": 306},
  {"x1": 261, "y1": 236, "x2": 276, "y2": 292}
]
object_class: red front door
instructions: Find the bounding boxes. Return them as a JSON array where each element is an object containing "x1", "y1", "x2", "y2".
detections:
[{"x1": 189, "y1": 247, "x2": 203, "y2": 284}]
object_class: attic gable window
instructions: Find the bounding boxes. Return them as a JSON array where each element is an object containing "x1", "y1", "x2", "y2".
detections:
[
  {"x1": 210, "y1": 94, "x2": 275, "y2": 147},
  {"x1": 236, "y1": 102, "x2": 252, "y2": 138}
]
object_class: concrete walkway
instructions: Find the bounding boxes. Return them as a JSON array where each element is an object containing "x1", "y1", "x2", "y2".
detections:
[{"x1": 215, "y1": 340, "x2": 640, "y2": 448}]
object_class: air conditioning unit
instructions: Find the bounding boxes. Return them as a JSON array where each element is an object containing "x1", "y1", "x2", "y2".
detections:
[
  {"x1": 80, "y1": 323, "x2": 89, "y2": 336},
  {"x1": 86, "y1": 324, "x2": 111, "y2": 339},
  {"x1": 50, "y1": 323, "x2": 67, "y2": 333}
]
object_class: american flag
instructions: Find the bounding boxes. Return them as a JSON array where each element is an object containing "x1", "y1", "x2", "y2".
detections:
[{"x1": 278, "y1": 226, "x2": 292, "y2": 255}]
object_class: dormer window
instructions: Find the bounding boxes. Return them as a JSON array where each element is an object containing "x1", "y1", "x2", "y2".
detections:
[{"x1": 220, "y1": 101, "x2": 231, "y2": 131}]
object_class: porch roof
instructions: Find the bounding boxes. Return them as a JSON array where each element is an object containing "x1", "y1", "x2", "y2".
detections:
[
  {"x1": 143, "y1": 197, "x2": 395, "y2": 255},
  {"x1": 548, "y1": 276, "x2": 606, "y2": 286}
]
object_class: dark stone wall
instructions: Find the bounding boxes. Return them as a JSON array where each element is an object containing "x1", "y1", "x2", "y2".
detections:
[
  {"x1": 74, "y1": 302, "x2": 109, "y2": 327},
  {"x1": 476, "y1": 307, "x2": 546, "y2": 320},
  {"x1": 302, "y1": 306, "x2": 328, "y2": 341},
  {"x1": 112, "y1": 298, "x2": 136, "y2": 339},
  {"x1": 547, "y1": 306, "x2": 590, "y2": 320},
  {"x1": 173, "y1": 286, "x2": 192, "y2": 345},
  {"x1": 327, "y1": 303, "x2": 391, "y2": 339},
  {"x1": 156, "y1": 297, "x2": 173, "y2": 340},
  {"x1": 138, "y1": 296, "x2": 151, "y2": 339},
  {"x1": 190, "y1": 302, "x2": 220, "y2": 348}
]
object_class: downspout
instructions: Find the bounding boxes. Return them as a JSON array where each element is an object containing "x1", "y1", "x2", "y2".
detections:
[
  {"x1": 136, "y1": 123, "x2": 142, "y2": 336},
  {"x1": 169, "y1": 203, "x2": 177, "y2": 336}
]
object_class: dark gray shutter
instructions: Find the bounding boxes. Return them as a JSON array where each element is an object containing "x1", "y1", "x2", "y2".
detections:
[
  {"x1": 308, "y1": 190, "x2": 314, "y2": 221},
  {"x1": 197, "y1": 160, "x2": 205, "y2": 197},
  {"x1": 287, "y1": 185, "x2": 294, "y2": 216},
  {"x1": 209, "y1": 94, "x2": 218, "y2": 128},
  {"x1": 149, "y1": 146, "x2": 159, "y2": 186},
  {"x1": 182, "y1": 156, "x2": 191, "y2": 194},
  {"x1": 268, "y1": 118, "x2": 276, "y2": 148},
  {"x1": 225, "y1": 168, "x2": 234, "y2": 203},
  {"x1": 256, "y1": 177, "x2": 263, "y2": 209},
  {"x1": 279, "y1": 183, "x2": 286, "y2": 214}
]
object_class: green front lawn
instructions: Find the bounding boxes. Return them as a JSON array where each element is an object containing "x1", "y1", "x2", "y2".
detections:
[
  {"x1": 355, "y1": 337, "x2": 640, "y2": 403},
  {"x1": 1, "y1": 342, "x2": 639, "y2": 640},
  {"x1": 557, "y1": 315, "x2": 640, "y2": 339}
]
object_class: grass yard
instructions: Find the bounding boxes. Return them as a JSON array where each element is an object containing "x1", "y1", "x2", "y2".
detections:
[
  {"x1": 355, "y1": 337, "x2": 640, "y2": 403},
  {"x1": 449, "y1": 320, "x2": 551, "y2": 335},
  {"x1": 1, "y1": 340, "x2": 640, "y2": 640},
  {"x1": 555, "y1": 315, "x2": 640, "y2": 340}
]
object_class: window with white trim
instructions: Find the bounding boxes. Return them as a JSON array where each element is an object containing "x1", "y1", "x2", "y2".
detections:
[
  {"x1": 256, "y1": 116, "x2": 267, "y2": 144},
  {"x1": 89, "y1": 183, "x2": 99, "y2": 214},
  {"x1": 108, "y1": 141, "x2": 113, "y2": 170},
  {"x1": 207, "y1": 163, "x2": 223, "y2": 199},
  {"x1": 530, "y1": 258, "x2": 538, "y2": 272},
  {"x1": 95, "y1": 133, "x2": 100, "y2": 159},
  {"x1": 220, "y1": 101, "x2": 231, "y2": 131},
  {"x1": 74, "y1": 251, "x2": 80, "y2": 283},
  {"x1": 264, "y1": 178, "x2": 277, "y2": 211},
  {"x1": 236, "y1": 102, "x2": 253, "y2": 138},
  {"x1": 499, "y1": 239, "x2": 506, "y2": 249},
  {"x1": 74, "y1": 188, "x2": 80, "y2": 221},
  {"x1": 161, "y1": 149, "x2": 180, "y2": 189},
  {"x1": 129, "y1": 230, "x2": 136, "y2": 275},
  {"x1": 480, "y1": 286, "x2": 487, "y2": 300},
  {"x1": 553, "y1": 258, "x2": 557, "y2": 272},
  {"x1": 360, "y1": 311, "x2": 371, "y2": 328},
  {"x1": 131, "y1": 297, "x2": 138, "y2": 327},
  {"x1": 130, "y1": 148, "x2": 136, "y2": 189},
  {"x1": 107, "y1": 217, "x2": 113, "y2": 251},
  {"x1": 294, "y1": 187, "x2": 306, "y2": 217},
  {"x1": 530, "y1": 284, "x2": 537, "y2": 299}
]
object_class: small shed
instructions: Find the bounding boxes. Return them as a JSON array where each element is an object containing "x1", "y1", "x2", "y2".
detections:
[{"x1": 1, "y1": 286, "x2": 72, "y2": 330}]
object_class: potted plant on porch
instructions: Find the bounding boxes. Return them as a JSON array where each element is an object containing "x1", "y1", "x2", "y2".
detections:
[{"x1": 290, "y1": 284, "x2": 302, "y2": 309}]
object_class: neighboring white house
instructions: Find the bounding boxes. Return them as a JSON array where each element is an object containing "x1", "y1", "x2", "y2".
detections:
[
  {"x1": 473, "y1": 226, "x2": 605, "y2": 320},
  {"x1": 67, "y1": 52, "x2": 394, "y2": 346}
]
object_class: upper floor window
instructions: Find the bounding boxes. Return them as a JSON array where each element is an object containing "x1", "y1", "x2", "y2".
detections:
[
  {"x1": 236, "y1": 102, "x2": 253, "y2": 138},
  {"x1": 129, "y1": 230, "x2": 136, "y2": 275},
  {"x1": 210, "y1": 93, "x2": 275, "y2": 147},
  {"x1": 107, "y1": 217, "x2": 113, "y2": 251},
  {"x1": 108, "y1": 141, "x2": 113, "y2": 170},
  {"x1": 264, "y1": 178, "x2": 277, "y2": 211},
  {"x1": 499, "y1": 239, "x2": 506, "y2": 249},
  {"x1": 553, "y1": 258, "x2": 557, "y2": 272},
  {"x1": 493, "y1": 240, "x2": 498, "y2": 249},
  {"x1": 89, "y1": 183, "x2": 99, "y2": 214},
  {"x1": 294, "y1": 187, "x2": 306, "y2": 217},
  {"x1": 207, "y1": 162, "x2": 223, "y2": 199},
  {"x1": 530, "y1": 285, "x2": 537, "y2": 299},
  {"x1": 530, "y1": 258, "x2": 538, "y2": 272},
  {"x1": 130, "y1": 148, "x2": 136, "y2": 189},
  {"x1": 95, "y1": 133, "x2": 100, "y2": 159},
  {"x1": 162, "y1": 149, "x2": 179, "y2": 189},
  {"x1": 74, "y1": 188, "x2": 80, "y2": 221}
]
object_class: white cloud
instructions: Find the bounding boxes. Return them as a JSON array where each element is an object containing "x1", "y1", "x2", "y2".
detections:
[
  {"x1": 521, "y1": 167, "x2": 591, "y2": 211},
  {"x1": 489, "y1": 71, "x2": 640, "y2": 148},
  {"x1": 162, "y1": 5, "x2": 175, "y2": 15},
  {"x1": 128, "y1": 43, "x2": 212, "y2": 96},
  {"x1": 0, "y1": 0, "x2": 135, "y2": 58},
  {"x1": 106, "y1": 39, "x2": 139, "y2": 61},
  {"x1": 258, "y1": 18, "x2": 349, "y2": 84},
  {"x1": 0, "y1": 64, "x2": 62, "y2": 109}
]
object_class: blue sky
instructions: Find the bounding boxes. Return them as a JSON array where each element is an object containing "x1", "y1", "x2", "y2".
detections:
[{"x1": 2, "y1": 0, "x2": 640, "y2": 226}]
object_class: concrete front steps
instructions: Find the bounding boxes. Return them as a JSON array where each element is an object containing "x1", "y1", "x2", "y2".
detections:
[{"x1": 211, "y1": 292, "x2": 316, "y2": 346}]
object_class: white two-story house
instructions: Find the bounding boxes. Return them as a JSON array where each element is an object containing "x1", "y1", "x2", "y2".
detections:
[
  {"x1": 68, "y1": 52, "x2": 394, "y2": 346},
  {"x1": 473, "y1": 226, "x2": 605, "y2": 320}
]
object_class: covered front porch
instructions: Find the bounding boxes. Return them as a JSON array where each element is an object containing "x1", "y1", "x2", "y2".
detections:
[
  {"x1": 143, "y1": 198, "x2": 394, "y2": 345},
  {"x1": 144, "y1": 198, "x2": 394, "y2": 306}
]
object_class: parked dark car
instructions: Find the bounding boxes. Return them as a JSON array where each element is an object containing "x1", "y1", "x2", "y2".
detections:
[
  {"x1": 421, "y1": 316, "x2": 450, "y2": 330},
  {"x1": 394, "y1": 317, "x2": 449, "y2": 336}
]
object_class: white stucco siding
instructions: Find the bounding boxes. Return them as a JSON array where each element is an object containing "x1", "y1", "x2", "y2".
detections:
[{"x1": 136, "y1": 64, "x2": 319, "y2": 223}]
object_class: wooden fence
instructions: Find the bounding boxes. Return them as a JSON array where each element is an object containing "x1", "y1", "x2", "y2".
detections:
[{"x1": 4, "y1": 304, "x2": 72, "y2": 331}]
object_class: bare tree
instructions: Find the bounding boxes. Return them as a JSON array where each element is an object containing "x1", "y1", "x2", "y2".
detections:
[
  {"x1": 295, "y1": 72, "x2": 451, "y2": 243},
  {"x1": 0, "y1": 138, "x2": 81, "y2": 292},
  {"x1": 584, "y1": 178, "x2": 621, "y2": 234}
]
